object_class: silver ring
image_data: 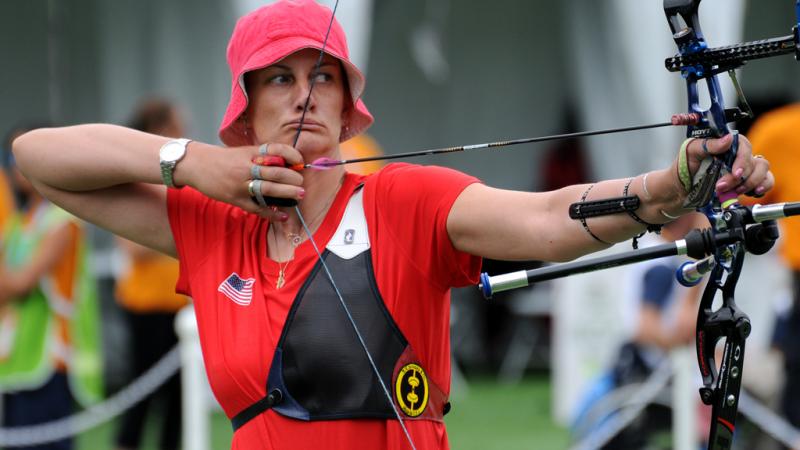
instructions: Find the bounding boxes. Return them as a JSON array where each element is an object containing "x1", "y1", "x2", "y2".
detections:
[
  {"x1": 258, "y1": 143, "x2": 269, "y2": 156},
  {"x1": 250, "y1": 164, "x2": 261, "y2": 179},
  {"x1": 248, "y1": 179, "x2": 258, "y2": 197},
  {"x1": 253, "y1": 180, "x2": 267, "y2": 207}
]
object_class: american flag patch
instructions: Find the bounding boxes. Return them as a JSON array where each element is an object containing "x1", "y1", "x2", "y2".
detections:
[{"x1": 217, "y1": 273, "x2": 256, "y2": 306}]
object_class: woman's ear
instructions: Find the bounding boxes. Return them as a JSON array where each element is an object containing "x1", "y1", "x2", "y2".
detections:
[{"x1": 240, "y1": 115, "x2": 255, "y2": 145}]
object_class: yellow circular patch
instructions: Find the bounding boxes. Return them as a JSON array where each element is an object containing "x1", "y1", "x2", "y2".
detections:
[{"x1": 395, "y1": 363, "x2": 429, "y2": 417}]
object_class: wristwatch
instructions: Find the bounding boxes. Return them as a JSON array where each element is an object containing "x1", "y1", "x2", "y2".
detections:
[{"x1": 159, "y1": 138, "x2": 192, "y2": 188}]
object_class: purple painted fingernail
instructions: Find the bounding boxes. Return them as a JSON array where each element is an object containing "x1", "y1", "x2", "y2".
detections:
[
  {"x1": 298, "y1": 189, "x2": 305, "y2": 199},
  {"x1": 280, "y1": 213, "x2": 289, "y2": 221},
  {"x1": 756, "y1": 186, "x2": 766, "y2": 195},
  {"x1": 734, "y1": 167, "x2": 743, "y2": 177},
  {"x1": 716, "y1": 181, "x2": 728, "y2": 191}
]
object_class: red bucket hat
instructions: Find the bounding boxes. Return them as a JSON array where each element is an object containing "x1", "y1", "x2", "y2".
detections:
[{"x1": 219, "y1": 0, "x2": 373, "y2": 147}]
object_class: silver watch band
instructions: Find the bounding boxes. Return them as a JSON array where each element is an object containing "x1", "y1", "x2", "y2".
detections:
[{"x1": 159, "y1": 138, "x2": 192, "y2": 188}]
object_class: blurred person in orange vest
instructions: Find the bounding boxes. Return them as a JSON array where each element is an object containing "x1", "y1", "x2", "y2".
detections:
[
  {"x1": 0, "y1": 129, "x2": 17, "y2": 230},
  {"x1": 742, "y1": 102, "x2": 800, "y2": 437},
  {"x1": 115, "y1": 99, "x2": 188, "y2": 450},
  {"x1": 0, "y1": 124, "x2": 102, "y2": 450},
  {"x1": 339, "y1": 133, "x2": 384, "y2": 175}
]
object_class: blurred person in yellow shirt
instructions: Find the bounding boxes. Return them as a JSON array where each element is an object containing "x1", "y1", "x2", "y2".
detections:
[
  {"x1": 745, "y1": 103, "x2": 800, "y2": 274},
  {"x1": 115, "y1": 99, "x2": 188, "y2": 450},
  {"x1": 743, "y1": 102, "x2": 800, "y2": 435}
]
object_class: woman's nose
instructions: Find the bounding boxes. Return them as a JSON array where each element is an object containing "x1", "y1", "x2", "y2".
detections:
[{"x1": 293, "y1": 78, "x2": 316, "y2": 111}]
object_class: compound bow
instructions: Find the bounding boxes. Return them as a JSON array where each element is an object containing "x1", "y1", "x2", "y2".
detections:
[{"x1": 667, "y1": 1, "x2": 797, "y2": 447}]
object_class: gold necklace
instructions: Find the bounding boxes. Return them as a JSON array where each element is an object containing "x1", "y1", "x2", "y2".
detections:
[
  {"x1": 282, "y1": 174, "x2": 344, "y2": 247},
  {"x1": 268, "y1": 174, "x2": 345, "y2": 288},
  {"x1": 269, "y1": 225, "x2": 290, "y2": 289}
]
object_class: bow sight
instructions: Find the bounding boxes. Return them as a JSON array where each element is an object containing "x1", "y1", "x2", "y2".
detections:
[
  {"x1": 665, "y1": 0, "x2": 800, "y2": 74},
  {"x1": 663, "y1": 0, "x2": 800, "y2": 140}
]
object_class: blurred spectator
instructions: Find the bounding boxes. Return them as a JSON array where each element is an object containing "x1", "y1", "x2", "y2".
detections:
[
  {"x1": 617, "y1": 214, "x2": 704, "y2": 376},
  {"x1": 0, "y1": 131, "x2": 16, "y2": 231},
  {"x1": 114, "y1": 98, "x2": 188, "y2": 450},
  {"x1": 743, "y1": 102, "x2": 800, "y2": 445},
  {"x1": 0, "y1": 124, "x2": 102, "y2": 450}
]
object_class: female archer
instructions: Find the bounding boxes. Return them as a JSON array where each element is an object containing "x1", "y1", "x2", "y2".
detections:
[{"x1": 11, "y1": 1, "x2": 772, "y2": 448}]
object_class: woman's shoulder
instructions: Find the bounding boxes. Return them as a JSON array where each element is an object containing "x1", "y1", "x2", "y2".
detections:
[
  {"x1": 366, "y1": 162, "x2": 479, "y2": 187},
  {"x1": 362, "y1": 163, "x2": 481, "y2": 212}
]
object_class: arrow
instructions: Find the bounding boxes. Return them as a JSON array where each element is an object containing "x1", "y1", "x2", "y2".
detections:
[{"x1": 305, "y1": 113, "x2": 700, "y2": 169}]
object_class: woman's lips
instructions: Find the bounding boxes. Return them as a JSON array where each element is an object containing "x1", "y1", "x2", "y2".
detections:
[{"x1": 286, "y1": 120, "x2": 323, "y2": 131}]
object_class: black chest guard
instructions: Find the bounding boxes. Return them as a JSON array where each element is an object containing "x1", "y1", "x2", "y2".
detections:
[{"x1": 231, "y1": 188, "x2": 448, "y2": 431}]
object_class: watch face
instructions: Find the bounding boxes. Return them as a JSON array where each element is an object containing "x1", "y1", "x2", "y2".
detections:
[{"x1": 162, "y1": 142, "x2": 185, "y2": 161}]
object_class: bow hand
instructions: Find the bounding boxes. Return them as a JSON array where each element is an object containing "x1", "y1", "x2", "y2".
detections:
[{"x1": 668, "y1": 135, "x2": 774, "y2": 214}]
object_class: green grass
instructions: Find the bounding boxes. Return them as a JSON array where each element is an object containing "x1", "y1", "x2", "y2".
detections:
[
  {"x1": 75, "y1": 408, "x2": 233, "y2": 449},
  {"x1": 76, "y1": 375, "x2": 567, "y2": 449},
  {"x1": 446, "y1": 374, "x2": 569, "y2": 450}
]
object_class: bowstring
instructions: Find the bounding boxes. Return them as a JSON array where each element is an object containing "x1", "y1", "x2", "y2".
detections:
[{"x1": 290, "y1": 1, "x2": 418, "y2": 448}]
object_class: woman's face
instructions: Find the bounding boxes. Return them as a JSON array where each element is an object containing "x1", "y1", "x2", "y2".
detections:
[{"x1": 244, "y1": 49, "x2": 348, "y2": 157}]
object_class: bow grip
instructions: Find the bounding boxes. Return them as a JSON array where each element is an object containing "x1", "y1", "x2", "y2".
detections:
[
  {"x1": 681, "y1": 132, "x2": 737, "y2": 209},
  {"x1": 715, "y1": 132, "x2": 741, "y2": 208}
]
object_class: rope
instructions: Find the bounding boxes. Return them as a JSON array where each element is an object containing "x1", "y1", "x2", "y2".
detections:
[
  {"x1": 738, "y1": 390, "x2": 800, "y2": 448},
  {"x1": 569, "y1": 358, "x2": 800, "y2": 450},
  {"x1": 0, "y1": 345, "x2": 181, "y2": 447},
  {"x1": 569, "y1": 358, "x2": 673, "y2": 450}
]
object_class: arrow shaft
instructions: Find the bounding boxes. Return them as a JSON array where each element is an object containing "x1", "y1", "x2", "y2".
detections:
[{"x1": 320, "y1": 120, "x2": 676, "y2": 167}]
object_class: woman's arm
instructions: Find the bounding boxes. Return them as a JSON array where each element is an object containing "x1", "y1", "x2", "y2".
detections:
[
  {"x1": 13, "y1": 125, "x2": 181, "y2": 255},
  {"x1": 12, "y1": 124, "x2": 304, "y2": 255},
  {"x1": 447, "y1": 134, "x2": 773, "y2": 262}
]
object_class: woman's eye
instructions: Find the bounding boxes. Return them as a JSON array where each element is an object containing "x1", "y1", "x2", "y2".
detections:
[
  {"x1": 312, "y1": 72, "x2": 332, "y2": 83},
  {"x1": 268, "y1": 74, "x2": 291, "y2": 84}
]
